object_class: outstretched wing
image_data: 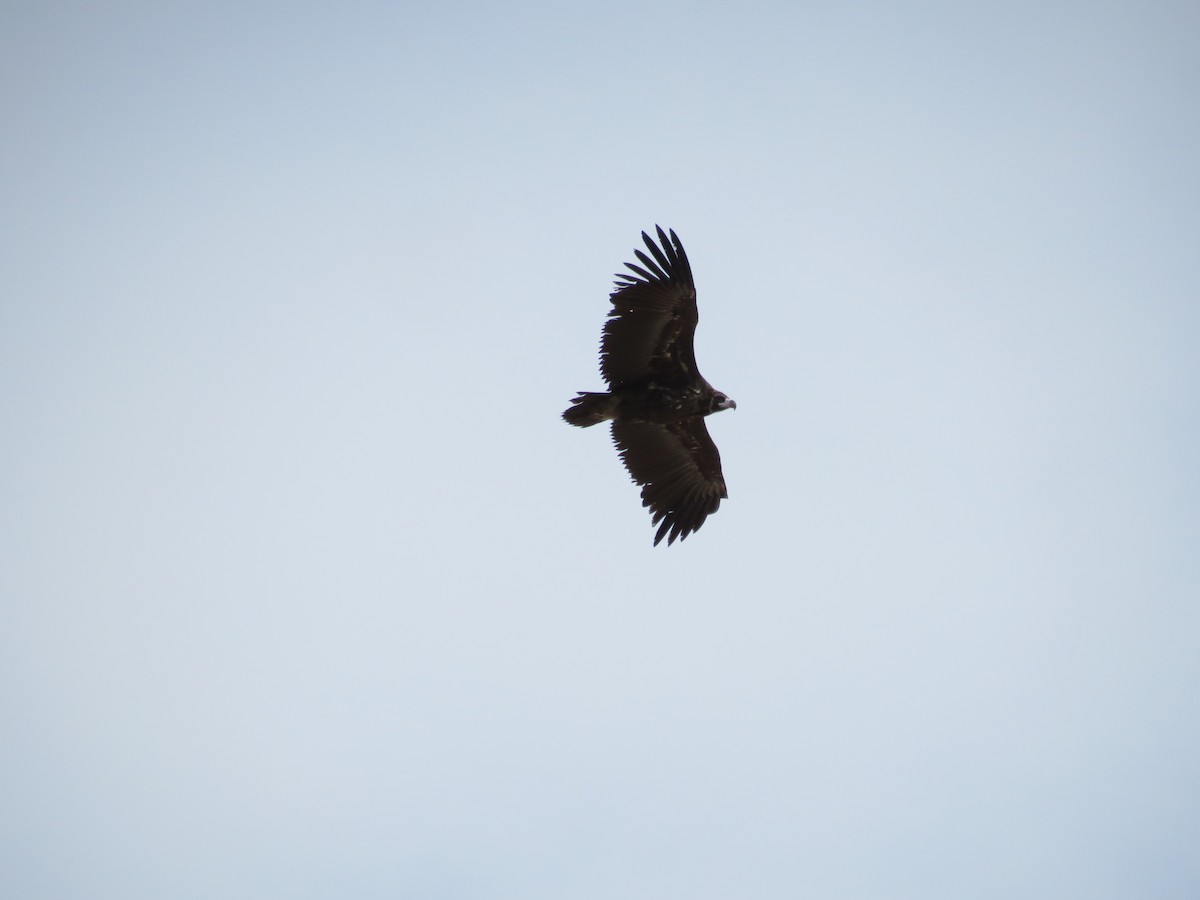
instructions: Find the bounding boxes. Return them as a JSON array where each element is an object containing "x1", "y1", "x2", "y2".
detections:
[
  {"x1": 611, "y1": 418, "x2": 728, "y2": 546},
  {"x1": 600, "y1": 227, "x2": 700, "y2": 388}
]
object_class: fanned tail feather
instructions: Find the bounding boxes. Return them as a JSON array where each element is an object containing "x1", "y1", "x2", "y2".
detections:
[{"x1": 562, "y1": 392, "x2": 618, "y2": 427}]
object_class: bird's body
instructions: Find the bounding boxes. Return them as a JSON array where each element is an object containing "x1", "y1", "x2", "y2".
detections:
[
  {"x1": 563, "y1": 227, "x2": 735, "y2": 546},
  {"x1": 564, "y1": 382, "x2": 717, "y2": 426}
]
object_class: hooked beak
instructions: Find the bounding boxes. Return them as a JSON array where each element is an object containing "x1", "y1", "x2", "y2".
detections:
[{"x1": 718, "y1": 397, "x2": 737, "y2": 411}]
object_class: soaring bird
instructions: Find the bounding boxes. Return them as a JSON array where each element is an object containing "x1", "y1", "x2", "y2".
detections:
[{"x1": 563, "y1": 226, "x2": 736, "y2": 545}]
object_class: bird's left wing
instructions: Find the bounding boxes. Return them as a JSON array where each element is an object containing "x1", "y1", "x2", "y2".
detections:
[{"x1": 611, "y1": 417, "x2": 728, "y2": 546}]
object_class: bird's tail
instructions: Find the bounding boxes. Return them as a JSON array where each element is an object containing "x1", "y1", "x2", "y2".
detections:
[{"x1": 562, "y1": 392, "x2": 618, "y2": 427}]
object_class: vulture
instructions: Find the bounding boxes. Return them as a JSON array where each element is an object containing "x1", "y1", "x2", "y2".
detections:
[{"x1": 563, "y1": 226, "x2": 736, "y2": 546}]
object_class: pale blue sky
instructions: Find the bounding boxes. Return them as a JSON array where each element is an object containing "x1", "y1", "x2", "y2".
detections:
[{"x1": 2, "y1": 2, "x2": 1198, "y2": 898}]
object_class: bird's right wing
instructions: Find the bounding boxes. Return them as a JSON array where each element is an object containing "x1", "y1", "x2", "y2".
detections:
[{"x1": 599, "y1": 227, "x2": 701, "y2": 389}]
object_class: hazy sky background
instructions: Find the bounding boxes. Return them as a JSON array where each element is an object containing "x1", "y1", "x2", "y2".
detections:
[{"x1": 3, "y1": 2, "x2": 1198, "y2": 897}]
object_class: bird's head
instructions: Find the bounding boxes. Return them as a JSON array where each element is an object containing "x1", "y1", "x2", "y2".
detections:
[{"x1": 710, "y1": 392, "x2": 737, "y2": 414}]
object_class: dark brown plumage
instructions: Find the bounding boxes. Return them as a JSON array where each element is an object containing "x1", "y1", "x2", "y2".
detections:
[{"x1": 563, "y1": 227, "x2": 735, "y2": 545}]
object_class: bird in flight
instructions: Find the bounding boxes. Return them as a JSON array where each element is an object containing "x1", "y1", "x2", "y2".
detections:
[{"x1": 563, "y1": 226, "x2": 736, "y2": 546}]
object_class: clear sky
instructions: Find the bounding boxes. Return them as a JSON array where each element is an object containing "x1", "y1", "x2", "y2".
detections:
[{"x1": 2, "y1": 2, "x2": 1198, "y2": 897}]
